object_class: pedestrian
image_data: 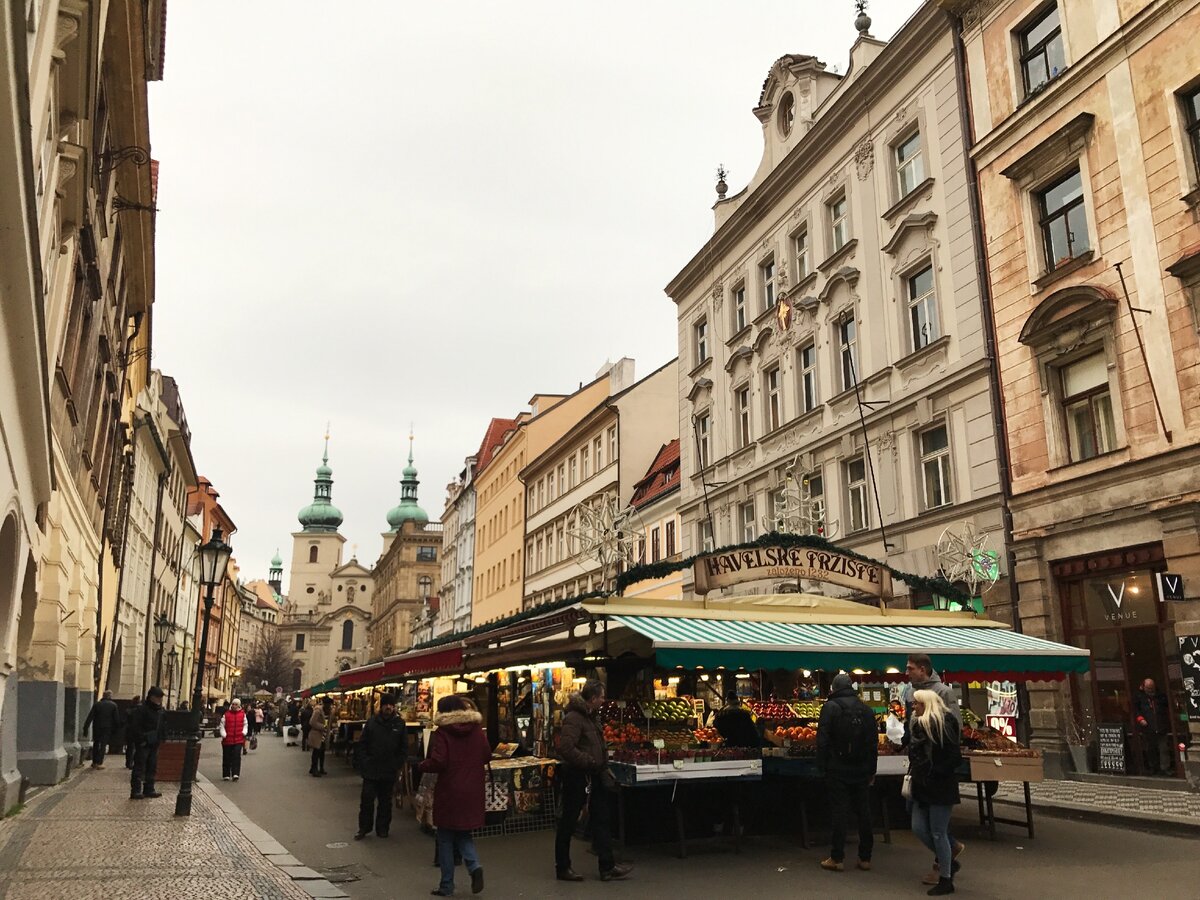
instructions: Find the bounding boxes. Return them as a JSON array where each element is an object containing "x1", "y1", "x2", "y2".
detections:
[
  {"x1": 902, "y1": 653, "x2": 964, "y2": 884},
  {"x1": 300, "y1": 701, "x2": 314, "y2": 751},
  {"x1": 124, "y1": 694, "x2": 140, "y2": 769},
  {"x1": 354, "y1": 693, "x2": 410, "y2": 841},
  {"x1": 554, "y1": 680, "x2": 632, "y2": 883},
  {"x1": 309, "y1": 697, "x2": 333, "y2": 776},
  {"x1": 1134, "y1": 677, "x2": 1174, "y2": 775},
  {"x1": 254, "y1": 703, "x2": 265, "y2": 735},
  {"x1": 418, "y1": 695, "x2": 488, "y2": 896},
  {"x1": 128, "y1": 686, "x2": 166, "y2": 800},
  {"x1": 82, "y1": 690, "x2": 120, "y2": 769},
  {"x1": 818, "y1": 673, "x2": 879, "y2": 873},
  {"x1": 907, "y1": 689, "x2": 962, "y2": 896},
  {"x1": 221, "y1": 698, "x2": 249, "y2": 781},
  {"x1": 713, "y1": 691, "x2": 761, "y2": 748}
]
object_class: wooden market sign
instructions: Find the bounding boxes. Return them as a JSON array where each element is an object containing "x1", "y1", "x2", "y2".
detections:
[{"x1": 693, "y1": 544, "x2": 893, "y2": 598}]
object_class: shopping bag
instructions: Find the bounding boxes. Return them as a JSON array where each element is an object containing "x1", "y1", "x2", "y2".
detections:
[{"x1": 901, "y1": 774, "x2": 913, "y2": 800}]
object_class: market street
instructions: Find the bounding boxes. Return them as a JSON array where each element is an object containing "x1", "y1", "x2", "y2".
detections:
[{"x1": 200, "y1": 732, "x2": 1200, "y2": 900}]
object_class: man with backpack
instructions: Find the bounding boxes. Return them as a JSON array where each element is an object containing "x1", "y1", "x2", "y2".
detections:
[{"x1": 817, "y1": 673, "x2": 879, "y2": 873}]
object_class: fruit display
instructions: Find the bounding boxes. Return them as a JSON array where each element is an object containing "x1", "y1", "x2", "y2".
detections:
[
  {"x1": 963, "y1": 725, "x2": 1039, "y2": 756},
  {"x1": 692, "y1": 726, "x2": 722, "y2": 744},
  {"x1": 645, "y1": 725, "x2": 695, "y2": 747},
  {"x1": 602, "y1": 722, "x2": 645, "y2": 745},
  {"x1": 789, "y1": 700, "x2": 824, "y2": 719},
  {"x1": 746, "y1": 700, "x2": 796, "y2": 720},
  {"x1": 609, "y1": 746, "x2": 759, "y2": 765},
  {"x1": 598, "y1": 699, "x2": 643, "y2": 722},
  {"x1": 772, "y1": 724, "x2": 817, "y2": 743},
  {"x1": 642, "y1": 699, "x2": 694, "y2": 721}
]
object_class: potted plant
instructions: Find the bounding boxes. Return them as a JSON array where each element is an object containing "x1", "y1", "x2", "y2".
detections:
[{"x1": 1066, "y1": 706, "x2": 1095, "y2": 773}]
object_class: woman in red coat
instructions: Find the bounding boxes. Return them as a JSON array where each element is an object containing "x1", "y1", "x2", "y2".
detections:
[
  {"x1": 420, "y1": 695, "x2": 491, "y2": 896},
  {"x1": 220, "y1": 698, "x2": 248, "y2": 781}
]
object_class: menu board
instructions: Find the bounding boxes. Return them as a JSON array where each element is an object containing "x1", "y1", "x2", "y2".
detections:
[
  {"x1": 1180, "y1": 635, "x2": 1200, "y2": 721},
  {"x1": 1098, "y1": 724, "x2": 1126, "y2": 774}
]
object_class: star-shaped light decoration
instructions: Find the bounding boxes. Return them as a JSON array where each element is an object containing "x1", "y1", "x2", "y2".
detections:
[
  {"x1": 762, "y1": 461, "x2": 837, "y2": 540},
  {"x1": 936, "y1": 523, "x2": 1000, "y2": 598},
  {"x1": 567, "y1": 493, "x2": 644, "y2": 593}
]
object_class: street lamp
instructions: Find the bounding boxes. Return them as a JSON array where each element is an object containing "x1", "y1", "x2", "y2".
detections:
[
  {"x1": 175, "y1": 526, "x2": 232, "y2": 817},
  {"x1": 153, "y1": 613, "x2": 174, "y2": 686},
  {"x1": 166, "y1": 645, "x2": 178, "y2": 708}
]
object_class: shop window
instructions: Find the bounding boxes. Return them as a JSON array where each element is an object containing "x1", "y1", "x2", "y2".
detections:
[
  {"x1": 1061, "y1": 353, "x2": 1116, "y2": 462},
  {"x1": 907, "y1": 264, "x2": 939, "y2": 351},
  {"x1": 919, "y1": 424, "x2": 952, "y2": 510},
  {"x1": 1038, "y1": 168, "x2": 1090, "y2": 272},
  {"x1": 1019, "y1": 4, "x2": 1065, "y2": 98},
  {"x1": 845, "y1": 457, "x2": 869, "y2": 534}
]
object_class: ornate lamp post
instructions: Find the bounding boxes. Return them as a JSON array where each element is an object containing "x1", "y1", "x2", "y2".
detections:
[
  {"x1": 153, "y1": 613, "x2": 174, "y2": 686},
  {"x1": 175, "y1": 527, "x2": 232, "y2": 817},
  {"x1": 166, "y1": 645, "x2": 178, "y2": 708}
]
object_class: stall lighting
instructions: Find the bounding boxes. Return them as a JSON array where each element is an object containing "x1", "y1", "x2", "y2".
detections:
[
  {"x1": 667, "y1": 677, "x2": 681, "y2": 685},
  {"x1": 700, "y1": 675, "x2": 710, "y2": 682},
  {"x1": 852, "y1": 668, "x2": 867, "y2": 675},
  {"x1": 454, "y1": 683, "x2": 469, "y2": 693},
  {"x1": 572, "y1": 677, "x2": 586, "y2": 685},
  {"x1": 735, "y1": 674, "x2": 750, "y2": 680},
  {"x1": 885, "y1": 667, "x2": 900, "y2": 674},
  {"x1": 802, "y1": 670, "x2": 812, "y2": 678},
  {"x1": 474, "y1": 676, "x2": 487, "y2": 684},
  {"x1": 503, "y1": 661, "x2": 566, "y2": 672}
]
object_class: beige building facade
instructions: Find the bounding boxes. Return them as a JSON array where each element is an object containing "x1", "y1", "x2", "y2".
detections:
[
  {"x1": 667, "y1": 6, "x2": 1007, "y2": 614},
  {"x1": 946, "y1": 0, "x2": 1200, "y2": 780}
]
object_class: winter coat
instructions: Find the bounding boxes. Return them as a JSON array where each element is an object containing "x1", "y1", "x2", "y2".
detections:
[
  {"x1": 83, "y1": 698, "x2": 120, "y2": 736},
  {"x1": 299, "y1": 706, "x2": 313, "y2": 729},
  {"x1": 902, "y1": 671, "x2": 961, "y2": 726},
  {"x1": 356, "y1": 712, "x2": 409, "y2": 780},
  {"x1": 816, "y1": 688, "x2": 879, "y2": 782},
  {"x1": 309, "y1": 706, "x2": 332, "y2": 747},
  {"x1": 714, "y1": 705, "x2": 761, "y2": 749},
  {"x1": 1133, "y1": 689, "x2": 1172, "y2": 735},
  {"x1": 127, "y1": 701, "x2": 166, "y2": 747},
  {"x1": 221, "y1": 710, "x2": 248, "y2": 746},
  {"x1": 558, "y1": 694, "x2": 606, "y2": 773},
  {"x1": 907, "y1": 713, "x2": 962, "y2": 807},
  {"x1": 418, "y1": 709, "x2": 491, "y2": 831}
]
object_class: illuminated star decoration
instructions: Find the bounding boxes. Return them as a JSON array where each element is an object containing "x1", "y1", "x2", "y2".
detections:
[
  {"x1": 936, "y1": 523, "x2": 1000, "y2": 597},
  {"x1": 567, "y1": 493, "x2": 643, "y2": 593},
  {"x1": 763, "y1": 461, "x2": 838, "y2": 540}
]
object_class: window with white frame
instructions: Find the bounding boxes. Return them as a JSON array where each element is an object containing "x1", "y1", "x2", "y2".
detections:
[
  {"x1": 535, "y1": 536, "x2": 544, "y2": 572},
  {"x1": 845, "y1": 457, "x2": 869, "y2": 533},
  {"x1": 793, "y1": 229, "x2": 810, "y2": 282},
  {"x1": 740, "y1": 500, "x2": 756, "y2": 542},
  {"x1": 557, "y1": 463, "x2": 566, "y2": 496},
  {"x1": 536, "y1": 478, "x2": 545, "y2": 510},
  {"x1": 557, "y1": 526, "x2": 565, "y2": 561},
  {"x1": 547, "y1": 469, "x2": 556, "y2": 500},
  {"x1": 695, "y1": 413, "x2": 711, "y2": 469},
  {"x1": 829, "y1": 194, "x2": 849, "y2": 252},
  {"x1": 1061, "y1": 353, "x2": 1117, "y2": 461},
  {"x1": 764, "y1": 366, "x2": 782, "y2": 431},
  {"x1": 1019, "y1": 4, "x2": 1065, "y2": 98},
  {"x1": 1038, "y1": 168, "x2": 1090, "y2": 271},
  {"x1": 798, "y1": 342, "x2": 818, "y2": 412},
  {"x1": 907, "y1": 264, "x2": 939, "y2": 351},
  {"x1": 545, "y1": 527, "x2": 555, "y2": 565},
  {"x1": 695, "y1": 319, "x2": 709, "y2": 366},
  {"x1": 761, "y1": 257, "x2": 776, "y2": 311},
  {"x1": 608, "y1": 425, "x2": 617, "y2": 463},
  {"x1": 838, "y1": 315, "x2": 859, "y2": 391},
  {"x1": 919, "y1": 424, "x2": 952, "y2": 509},
  {"x1": 896, "y1": 131, "x2": 924, "y2": 198},
  {"x1": 665, "y1": 520, "x2": 676, "y2": 557},
  {"x1": 733, "y1": 283, "x2": 747, "y2": 333},
  {"x1": 581, "y1": 444, "x2": 590, "y2": 480},
  {"x1": 568, "y1": 455, "x2": 577, "y2": 488},
  {"x1": 735, "y1": 385, "x2": 751, "y2": 448},
  {"x1": 804, "y1": 472, "x2": 827, "y2": 536},
  {"x1": 698, "y1": 518, "x2": 714, "y2": 552},
  {"x1": 594, "y1": 436, "x2": 604, "y2": 470}
]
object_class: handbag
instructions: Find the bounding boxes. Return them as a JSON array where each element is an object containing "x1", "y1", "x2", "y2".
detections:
[
  {"x1": 249, "y1": 735, "x2": 258, "y2": 751},
  {"x1": 901, "y1": 773, "x2": 913, "y2": 800},
  {"x1": 484, "y1": 762, "x2": 510, "y2": 825}
]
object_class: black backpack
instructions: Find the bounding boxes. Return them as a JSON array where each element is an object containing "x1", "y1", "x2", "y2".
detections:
[{"x1": 831, "y1": 696, "x2": 876, "y2": 764}]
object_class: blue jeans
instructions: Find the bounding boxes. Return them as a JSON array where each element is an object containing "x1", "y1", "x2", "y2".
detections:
[
  {"x1": 911, "y1": 802, "x2": 954, "y2": 879},
  {"x1": 437, "y1": 828, "x2": 480, "y2": 894}
]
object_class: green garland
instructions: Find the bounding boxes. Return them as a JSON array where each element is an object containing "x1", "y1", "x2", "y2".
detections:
[
  {"x1": 615, "y1": 530, "x2": 971, "y2": 604},
  {"x1": 411, "y1": 589, "x2": 609, "y2": 652}
]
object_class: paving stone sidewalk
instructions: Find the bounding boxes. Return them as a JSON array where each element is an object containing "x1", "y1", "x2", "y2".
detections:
[
  {"x1": 0, "y1": 763, "x2": 345, "y2": 899},
  {"x1": 993, "y1": 777, "x2": 1200, "y2": 829}
]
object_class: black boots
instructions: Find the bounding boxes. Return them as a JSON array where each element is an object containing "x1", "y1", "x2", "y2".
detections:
[{"x1": 928, "y1": 877, "x2": 955, "y2": 895}]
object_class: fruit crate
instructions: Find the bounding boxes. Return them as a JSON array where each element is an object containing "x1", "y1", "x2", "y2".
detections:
[{"x1": 609, "y1": 757, "x2": 762, "y2": 786}]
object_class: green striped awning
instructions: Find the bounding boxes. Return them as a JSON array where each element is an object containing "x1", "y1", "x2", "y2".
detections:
[{"x1": 609, "y1": 615, "x2": 1089, "y2": 678}]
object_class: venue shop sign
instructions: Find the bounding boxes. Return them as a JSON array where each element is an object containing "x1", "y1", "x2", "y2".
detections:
[{"x1": 693, "y1": 544, "x2": 893, "y2": 598}]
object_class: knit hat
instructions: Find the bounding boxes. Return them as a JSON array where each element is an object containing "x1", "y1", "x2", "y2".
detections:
[
  {"x1": 380, "y1": 693, "x2": 397, "y2": 706},
  {"x1": 147, "y1": 686, "x2": 164, "y2": 699},
  {"x1": 831, "y1": 673, "x2": 855, "y2": 693}
]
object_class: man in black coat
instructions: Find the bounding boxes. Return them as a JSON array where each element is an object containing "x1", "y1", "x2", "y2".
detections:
[
  {"x1": 816, "y1": 674, "x2": 879, "y2": 872},
  {"x1": 354, "y1": 694, "x2": 409, "y2": 840},
  {"x1": 124, "y1": 694, "x2": 140, "y2": 768},
  {"x1": 82, "y1": 690, "x2": 120, "y2": 769},
  {"x1": 128, "y1": 687, "x2": 166, "y2": 799},
  {"x1": 1134, "y1": 678, "x2": 1174, "y2": 775}
]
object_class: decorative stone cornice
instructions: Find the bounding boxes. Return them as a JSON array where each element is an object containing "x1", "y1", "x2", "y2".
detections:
[{"x1": 1000, "y1": 113, "x2": 1095, "y2": 185}]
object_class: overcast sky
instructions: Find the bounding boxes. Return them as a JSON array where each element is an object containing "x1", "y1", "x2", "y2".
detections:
[{"x1": 148, "y1": 0, "x2": 922, "y2": 587}]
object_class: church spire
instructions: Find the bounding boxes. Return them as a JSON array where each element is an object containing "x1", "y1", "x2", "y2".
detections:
[
  {"x1": 386, "y1": 429, "x2": 429, "y2": 532},
  {"x1": 298, "y1": 429, "x2": 344, "y2": 533}
]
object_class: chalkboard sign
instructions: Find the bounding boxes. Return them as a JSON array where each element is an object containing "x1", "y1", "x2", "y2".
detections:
[
  {"x1": 1180, "y1": 635, "x2": 1200, "y2": 722},
  {"x1": 1098, "y1": 724, "x2": 1126, "y2": 774}
]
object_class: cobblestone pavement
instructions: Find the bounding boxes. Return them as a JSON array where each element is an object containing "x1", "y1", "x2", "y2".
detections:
[
  {"x1": 993, "y1": 778, "x2": 1200, "y2": 826},
  {"x1": 0, "y1": 761, "x2": 330, "y2": 899}
]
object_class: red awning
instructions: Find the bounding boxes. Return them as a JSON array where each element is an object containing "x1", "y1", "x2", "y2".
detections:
[
  {"x1": 383, "y1": 645, "x2": 463, "y2": 678},
  {"x1": 338, "y1": 662, "x2": 385, "y2": 688}
]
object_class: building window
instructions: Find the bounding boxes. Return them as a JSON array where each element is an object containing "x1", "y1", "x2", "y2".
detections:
[
  {"x1": 536, "y1": 478, "x2": 545, "y2": 510},
  {"x1": 695, "y1": 319, "x2": 709, "y2": 366},
  {"x1": 919, "y1": 424, "x2": 952, "y2": 510},
  {"x1": 695, "y1": 413, "x2": 711, "y2": 469},
  {"x1": 547, "y1": 469, "x2": 556, "y2": 500},
  {"x1": 1038, "y1": 168, "x2": 1090, "y2": 271},
  {"x1": 896, "y1": 131, "x2": 924, "y2": 198},
  {"x1": 418, "y1": 576, "x2": 433, "y2": 600},
  {"x1": 907, "y1": 265, "x2": 939, "y2": 351},
  {"x1": 1061, "y1": 353, "x2": 1117, "y2": 461},
  {"x1": 568, "y1": 455, "x2": 577, "y2": 488},
  {"x1": 733, "y1": 283, "x2": 747, "y2": 332},
  {"x1": 557, "y1": 463, "x2": 566, "y2": 497},
  {"x1": 417, "y1": 546, "x2": 437, "y2": 562},
  {"x1": 740, "y1": 500, "x2": 756, "y2": 542},
  {"x1": 1019, "y1": 4, "x2": 1065, "y2": 98},
  {"x1": 665, "y1": 520, "x2": 676, "y2": 557},
  {"x1": 308, "y1": 546, "x2": 318, "y2": 564},
  {"x1": 536, "y1": 536, "x2": 544, "y2": 571},
  {"x1": 805, "y1": 472, "x2": 827, "y2": 536},
  {"x1": 608, "y1": 425, "x2": 617, "y2": 464},
  {"x1": 798, "y1": 342, "x2": 817, "y2": 412},
  {"x1": 557, "y1": 526, "x2": 565, "y2": 561},
  {"x1": 845, "y1": 457, "x2": 869, "y2": 533},
  {"x1": 838, "y1": 316, "x2": 859, "y2": 391},
  {"x1": 594, "y1": 436, "x2": 604, "y2": 470},
  {"x1": 292, "y1": 668, "x2": 302, "y2": 691},
  {"x1": 341, "y1": 620, "x2": 354, "y2": 650},
  {"x1": 526, "y1": 544, "x2": 534, "y2": 575},
  {"x1": 698, "y1": 519, "x2": 714, "y2": 553},
  {"x1": 764, "y1": 366, "x2": 782, "y2": 431},
  {"x1": 760, "y1": 257, "x2": 776, "y2": 311},
  {"x1": 581, "y1": 444, "x2": 590, "y2": 480},
  {"x1": 829, "y1": 194, "x2": 849, "y2": 252},
  {"x1": 793, "y1": 229, "x2": 810, "y2": 282},
  {"x1": 1183, "y1": 86, "x2": 1200, "y2": 182},
  {"x1": 651, "y1": 527, "x2": 661, "y2": 562},
  {"x1": 735, "y1": 386, "x2": 751, "y2": 448},
  {"x1": 296, "y1": 633, "x2": 306, "y2": 651}
]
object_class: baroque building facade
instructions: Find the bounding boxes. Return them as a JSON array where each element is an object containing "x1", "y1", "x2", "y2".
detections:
[{"x1": 439, "y1": 447, "x2": 481, "y2": 640}]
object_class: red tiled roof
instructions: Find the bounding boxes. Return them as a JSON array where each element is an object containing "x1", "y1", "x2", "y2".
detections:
[
  {"x1": 473, "y1": 417, "x2": 518, "y2": 476},
  {"x1": 630, "y1": 440, "x2": 680, "y2": 509}
]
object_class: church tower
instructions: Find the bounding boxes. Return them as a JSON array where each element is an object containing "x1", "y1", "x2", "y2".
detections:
[
  {"x1": 382, "y1": 434, "x2": 430, "y2": 553},
  {"x1": 289, "y1": 435, "x2": 346, "y2": 613},
  {"x1": 268, "y1": 549, "x2": 284, "y2": 596}
]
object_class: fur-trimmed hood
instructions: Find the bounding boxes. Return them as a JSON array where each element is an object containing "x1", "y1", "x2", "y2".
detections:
[{"x1": 434, "y1": 708, "x2": 483, "y2": 737}]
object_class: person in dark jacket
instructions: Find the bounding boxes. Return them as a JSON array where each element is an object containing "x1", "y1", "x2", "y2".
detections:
[
  {"x1": 817, "y1": 674, "x2": 879, "y2": 872},
  {"x1": 1134, "y1": 678, "x2": 1174, "y2": 775},
  {"x1": 420, "y1": 695, "x2": 490, "y2": 896},
  {"x1": 300, "y1": 702, "x2": 314, "y2": 751},
  {"x1": 354, "y1": 694, "x2": 409, "y2": 840},
  {"x1": 554, "y1": 680, "x2": 632, "y2": 883},
  {"x1": 83, "y1": 690, "x2": 120, "y2": 769},
  {"x1": 714, "y1": 693, "x2": 761, "y2": 749},
  {"x1": 124, "y1": 694, "x2": 140, "y2": 768},
  {"x1": 907, "y1": 689, "x2": 962, "y2": 896},
  {"x1": 128, "y1": 687, "x2": 166, "y2": 800}
]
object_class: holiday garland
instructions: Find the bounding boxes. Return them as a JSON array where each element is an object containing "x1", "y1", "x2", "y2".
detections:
[{"x1": 411, "y1": 590, "x2": 609, "y2": 652}]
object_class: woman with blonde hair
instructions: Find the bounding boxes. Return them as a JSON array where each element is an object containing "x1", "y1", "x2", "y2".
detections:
[{"x1": 907, "y1": 688, "x2": 962, "y2": 895}]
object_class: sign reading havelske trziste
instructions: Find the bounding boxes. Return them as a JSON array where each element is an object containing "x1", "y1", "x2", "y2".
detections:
[{"x1": 693, "y1": 544, "x2": 892, "y2": 598}]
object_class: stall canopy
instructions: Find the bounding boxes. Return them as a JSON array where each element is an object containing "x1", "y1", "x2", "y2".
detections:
[
  {"x1": 383, "y1": 644, "x2": 463, "y2": 679},
  {"x1": 300, "y1": 676, "x2": 340, "y2": 698}
]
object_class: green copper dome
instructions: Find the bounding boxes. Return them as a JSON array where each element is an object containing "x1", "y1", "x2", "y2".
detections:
[
  {"x1": 270, "y1": 549, "x2": 283, "y2": 569},
  {"x1": 387, "y1": 435, "x2": 428, "y2": 531},
  {"x1": 298, "y1": 438, "x2": 344, "y2": 533}
]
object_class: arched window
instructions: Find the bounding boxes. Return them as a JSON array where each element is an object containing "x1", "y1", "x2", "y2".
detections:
[
  {"x1": 341, "y1": 620, "x2": 354, "y2": 650},
  {"x1": 418, "y1": 577, "x2": 432, "y2": 600},
  {"x1": 308, "y1": 546, "x2": 319, "y2": 564},
  {"x1": 291, "y1": 668, "x2": 302, "y2": 691}
]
